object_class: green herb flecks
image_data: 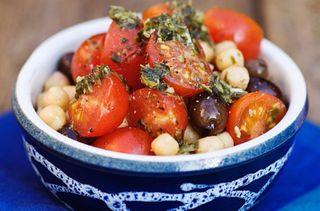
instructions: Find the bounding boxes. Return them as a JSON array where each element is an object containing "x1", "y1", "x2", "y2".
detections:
[
  {"x1": 109, "y1": 6, "x2": 140, "y2": 29},
  {"x1": 140, "y1": 14, "x2": 196, "y2": 52},
  {"x1": 140, "y1": 63, "x2": 174, "y2": 93},
  {"x1": 177, "y1": 142, "x2": 198, "y2": 155},
  {"x1": 170, "y1": 0, "x2": 213, "y2": 46},
  {"x1": 207, "y1": 73, "x2": 247, "y2": 104},
  {"x1": 75, "y1": 65, "x2": 111, "y2": 99}
]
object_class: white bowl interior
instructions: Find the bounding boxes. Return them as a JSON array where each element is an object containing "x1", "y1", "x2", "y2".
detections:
[{"x1": 15, "y1": 17, "x2": 307, "y2": 163}]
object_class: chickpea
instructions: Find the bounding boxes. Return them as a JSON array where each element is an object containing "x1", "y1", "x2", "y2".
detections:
[
  {"x1": 215, "y1": 48, "x2": 244, "y2": 71},
  {"x1": 217, "y1": 132, "x2": 234, "y2": 148},
  {"x1": 63, "y1": 85, "x2": 76, "y2": 101},
  {"x1": 38, "y1": 105, "x2": 67, "y2": 130},
  {"x1": 220, "y1": 65, "x2": 250, "y2": 90},
  {"x1": 215, "y1": 40, "x2": 237, "y2": 56},
  {"x1": 196, "y1": 136, "x2": 224, "y2": 154},
  {"x1": 199, "y1": 40, "x2": 215, "y2": 63},
  {"x1": 44, "y1": 72, "x2": 70, "y2": 91},
  {"x1": 36, "y1": 86, "x2": 69, "y2": 110},
  {"x1": 151, "y1": 133, "x2": 179, "y2": 156},
  {"x1": 183, "y1": 124, "x2": 201, "y2": 144}
]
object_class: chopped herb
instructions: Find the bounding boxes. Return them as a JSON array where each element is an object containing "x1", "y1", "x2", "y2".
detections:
[
  {"x1": 140, "y1": 14, "x2": 196, "y2": 52},
  {"x1": 140, "y1": 63, "x2": 171, "y2": 92},
  {"x1": 75, "y1": 65, "x2": 111, "y2": 99},
  {"x1": 207, "y1": 73, "x2": 247, "y2": 104},
  {"x1": 110, "y1": 52, "x2": 122, "y2": 63},
  {"x1": 177, "y1": 142, "x2": 198, "y2": 155},
  {"x1": 170, "y1": 0, "x2": 213, "y2": 46},
  {"x1": 121, "y1": 37, "x2": 129, "y2": 44},
  {"x1": 138, "y1": 1, "x2": 213, "y2": 53},
  {"x1": 109, "y1": 6, "x2": 140, "y2": 29}
]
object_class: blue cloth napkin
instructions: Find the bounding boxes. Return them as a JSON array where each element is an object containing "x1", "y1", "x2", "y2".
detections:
[{"x1": 1, "y1": 111, "x2": 320, "y2": 210}]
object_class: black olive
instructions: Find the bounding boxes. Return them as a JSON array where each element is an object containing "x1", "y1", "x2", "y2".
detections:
[
  {"x1": 188, "y1": 92, "x2": 228, "y2": 136},
  {"x1": 57, "y1": 52, "x2": 74, "y2": 83},
  {"x1": 59, "y1": 125, "x2": 94, "y2": 145},
  {"x1": 245, "y1": 58, "x2": 268, "y2": 79},
  {"x1": 246, "y1": 77, "x2": 283, "y2": 100}
]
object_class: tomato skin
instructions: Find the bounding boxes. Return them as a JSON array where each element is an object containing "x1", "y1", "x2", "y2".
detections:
[
  {"x1": 92, "y1": 127, "x2": 154, "y2": 155},
  {"x1": 146, "y1": 36, "x2": 213, "y2": 97},
  {"x1": 227, "y1": 92, "x2": 287, "y2": 145},
  {"x1": 142, "y1": 3, "x2": 171, "y2": 20},
  {"x1": 101, "y1": 22, "x2": 145, "y2": 90},
  {"x1": 128, "y1": 88, "x2": 188, "y2": 139},
  {"x1": 204, "y1": 8, "x2": 263, "y2": 59},
  {"x1": 68, "y1": 74, "x2": 129, "y2": 137},
  {"x1": 71, "y1": 33, "x2": 105, "y2": 81}
]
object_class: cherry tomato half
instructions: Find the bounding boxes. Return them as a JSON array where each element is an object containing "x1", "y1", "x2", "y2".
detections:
[
  {"x1": 101, "y1": 21, "x2": 145, "y2": 90},
  {"x1": 227, "y1": 91, "x2": 287, "y2": 145},
  {"x1": 71, "y1": 33, "x2": 105, "y2": 81},
  {"x1": 92, "y1": 127, "x2": 154, "y2": 155},
  {"x1": 68, "y1": 73, "x2": 129, "y2": 137},
  {"x1": 147, "y1": 36, "x2": 213, "y2": 97},
  {"x1": 128, "y1": 88, "x2": 188, "y2": 139},
  {"x1": 142, "y1": 3, "x2": 171, "y2": 20},
  {"x1": 204, "y1": 8, "x2": 263, "y2": 59}
]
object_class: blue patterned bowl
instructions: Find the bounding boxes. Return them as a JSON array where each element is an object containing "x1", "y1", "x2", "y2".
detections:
[{"x1": 12, "y1": 18, "x2": 308, "y2": 210}]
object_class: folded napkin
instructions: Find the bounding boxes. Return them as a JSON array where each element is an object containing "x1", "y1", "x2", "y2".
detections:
[{"x1": 1, "y1": 112, "x2": 319, "y2": 210}]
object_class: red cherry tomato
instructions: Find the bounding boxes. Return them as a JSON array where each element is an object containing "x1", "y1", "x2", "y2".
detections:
[
  {"x1": 204, "y1": 8, "x2": 263, "y2": 59},
  {"x1": 227, "y1": 92, "x2": 287, "y2": 145},
  {"x1": 92, "y1": 127, "x2": 154, "y2": 155},
  {"x1": 101, "y1": 21, "x2": 145, "y2": 90},
  {"x1": 142, "y1": 3, "x2": 171, "y2": 20},
  {"x1": 128, "y1": 88, "x2": 188, "y2": 139},
  {"x1": 147, "y1": 36, "x2": 213, "y2": 97},
  {"x1": 68, "y1": 73, "x2": 129, "y2": 137},
  {"x1": 71, "y1": 33, "x2": 105, "y2": 81}
]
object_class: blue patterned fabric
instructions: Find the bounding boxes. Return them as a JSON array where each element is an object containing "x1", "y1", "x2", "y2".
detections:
[{"x1": 1, "y1": 111, "x2": 319, "y2": 210}]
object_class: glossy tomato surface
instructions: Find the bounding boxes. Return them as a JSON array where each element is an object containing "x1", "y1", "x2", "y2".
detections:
[
  {"x1": 92, "y1": 127, "x2": 154, "y2": 155},
  {"x1": 227, "y1": 92, "x2": 287, "y2": 145},
  {"x1": 147, "y1": 36, "x2": 212, "y2": 97},
  {"x1": 71, "y1": 33, "x2": 105, "y2": 81},
  {"x1": 128, "y1": 88, "x2": 188, "y2": 139},
  {"x1": 68, "y1": 74, "x2": 129, "y2": 137},
  {"x1": 205, "y1": 8, "x2": 263, "y2": 59},
  {"x1": 101, "y1": 22, "x2": 145, "y2": 90}
]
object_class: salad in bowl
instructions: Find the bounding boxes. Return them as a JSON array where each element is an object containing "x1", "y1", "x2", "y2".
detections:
[
  {"x1": 36, "y1": 2, "x2": 287, "y2": 156},
  {"x1": 12, "y1": 1, "x2": 307, "y2": 210}
]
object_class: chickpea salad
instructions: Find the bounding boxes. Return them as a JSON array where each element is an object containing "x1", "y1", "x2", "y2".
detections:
[{"x1": 36, "y1": 1, "x2": 287, "y2": 156}]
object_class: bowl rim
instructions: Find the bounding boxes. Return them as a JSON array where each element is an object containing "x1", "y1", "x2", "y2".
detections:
[{"x1": 13, "y1": 17, "x2": 308, "y2": 173}]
